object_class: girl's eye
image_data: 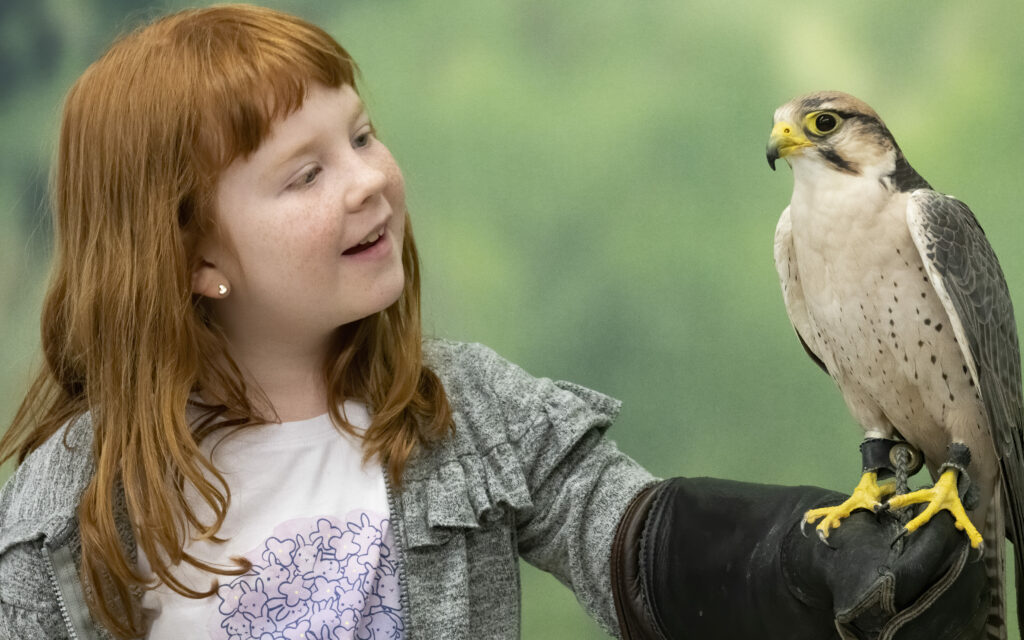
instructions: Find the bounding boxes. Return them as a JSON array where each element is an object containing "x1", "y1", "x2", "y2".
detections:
[
  {"x1": 353, "y1": 123, "x2": 377, "y2": 149},
  {"x1": 353, "y1": 131, "x2": 372, "y2": 148},
  {"x1": 289, "y1": 166, "x2": 321, "y2": 190}
]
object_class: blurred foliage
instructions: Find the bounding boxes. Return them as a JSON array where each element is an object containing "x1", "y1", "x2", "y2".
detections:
[{"x1": 2, "y1": 0, "x2": 1024, "y2": 637}]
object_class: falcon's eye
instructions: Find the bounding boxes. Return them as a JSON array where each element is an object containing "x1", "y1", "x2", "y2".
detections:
[
  {"x1": 816, "y1": 113, "x2": 837, "y2": 131},
  {"x1": 806, "y1": 111, "x2": 842, "y2": 136}
]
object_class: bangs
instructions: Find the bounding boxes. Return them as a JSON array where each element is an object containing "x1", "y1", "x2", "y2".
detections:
[{"x1": 177, "y1": 6, "x2": 359, "y2": 173}]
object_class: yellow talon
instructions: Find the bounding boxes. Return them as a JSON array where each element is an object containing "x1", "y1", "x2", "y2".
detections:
[
  {"x1": 886, "y1": 469, "x2": 984, "y2": 549},
  {"x1": 805, "y1": 472, "x2": 893, "y2": 539}
]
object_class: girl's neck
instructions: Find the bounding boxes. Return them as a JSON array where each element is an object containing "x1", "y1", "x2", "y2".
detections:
[
  {"x1": 253, "y1": 371, "x2": 330, "y2": 423},
  {"x1": 224, "y1": 333, "x2": 333, "y2": 423}
]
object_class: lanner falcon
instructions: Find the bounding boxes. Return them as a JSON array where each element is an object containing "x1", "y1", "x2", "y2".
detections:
[{"x1": 767, "y1": 91, "x2": 1024, "y2": 639}]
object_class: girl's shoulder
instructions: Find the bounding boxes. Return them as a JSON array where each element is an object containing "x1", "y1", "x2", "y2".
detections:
[{"x1": 422, "y1": 338, "x2": 622, "y2": 439}]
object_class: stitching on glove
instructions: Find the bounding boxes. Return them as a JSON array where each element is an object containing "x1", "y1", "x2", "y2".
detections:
[{"x1": 878, "y1": 543, "x2": 970, "y2": 640}]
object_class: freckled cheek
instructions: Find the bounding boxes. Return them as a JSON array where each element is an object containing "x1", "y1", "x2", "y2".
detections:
[{"x1": 242, "y1": 218, "x2": 342, "y2": 278}]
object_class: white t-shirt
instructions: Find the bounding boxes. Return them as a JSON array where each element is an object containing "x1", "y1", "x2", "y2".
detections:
[{"x1": 138, "y1": 401, "x2": 405, "y2": 639}]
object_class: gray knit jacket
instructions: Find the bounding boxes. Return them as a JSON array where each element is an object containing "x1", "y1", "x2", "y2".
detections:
[{"x1": 0, "y1": 340, "x2": 656, "y2": 639}]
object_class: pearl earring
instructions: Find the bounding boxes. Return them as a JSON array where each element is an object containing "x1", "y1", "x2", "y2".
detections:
[{"x1": 217, "y1": 284, "x2": 229, "y2": 296}]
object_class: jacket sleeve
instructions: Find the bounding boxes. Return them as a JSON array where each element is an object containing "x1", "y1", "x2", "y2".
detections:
[
  {"x1": 467, "y1": 348, "x2": 657, "y2": 637},
  {"x1": 515, "y1": 412, "x2": 656, "y2": 636}
]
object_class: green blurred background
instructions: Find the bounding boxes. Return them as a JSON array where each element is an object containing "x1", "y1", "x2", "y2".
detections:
[{"x1": 2, "y1": 0, "x2": 1023, "y2": 636}]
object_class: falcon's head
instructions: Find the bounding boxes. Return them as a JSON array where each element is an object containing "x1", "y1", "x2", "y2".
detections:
[{"x1": 766, "y1": 91, "x2": 929, "y2": 191}]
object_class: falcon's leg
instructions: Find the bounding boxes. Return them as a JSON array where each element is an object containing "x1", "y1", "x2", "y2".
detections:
[
  {"x1": 887, "y1": 443, "x2": 984, "y2": 549},
  {"x1": 804, "y1": 438, "x2": 916, "y2": 542}
]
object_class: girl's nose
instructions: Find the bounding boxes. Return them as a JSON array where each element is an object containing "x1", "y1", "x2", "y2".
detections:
[{"x1": 344, "y1": 159, "x2": 389, "y2": 212}]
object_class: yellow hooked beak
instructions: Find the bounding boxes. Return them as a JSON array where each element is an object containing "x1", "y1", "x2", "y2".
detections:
[{"x1": 766, "y1": 122, "x2": 812, "y2": 170}]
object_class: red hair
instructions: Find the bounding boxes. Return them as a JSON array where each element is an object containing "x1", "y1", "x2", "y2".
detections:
[{"x1": 0, "y1": 5, "x2": 451, "y2": 637}]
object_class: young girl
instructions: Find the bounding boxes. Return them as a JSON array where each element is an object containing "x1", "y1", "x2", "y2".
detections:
[{"x1": 0, "y1": 5, "x2": 987, "y2": 639}]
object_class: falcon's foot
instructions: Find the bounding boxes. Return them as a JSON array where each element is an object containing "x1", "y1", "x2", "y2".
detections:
[
  {"x1": 804, "y1": 471, "x2": 894, "y2": 543},
  {"x1": 886, "y1": 469, "x2": 983, "y2": 549}
]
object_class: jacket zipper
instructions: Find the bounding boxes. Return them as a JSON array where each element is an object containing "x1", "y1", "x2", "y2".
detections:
[
  {"x1": 44, "y1": 546, "x2": 80, "y2": 640},
  {"x1": 44, "y1": 545, "x2": 98, "y2": 640},
  {"x1": 383, "y1": 468, "x2": 414, "y2": 637}
]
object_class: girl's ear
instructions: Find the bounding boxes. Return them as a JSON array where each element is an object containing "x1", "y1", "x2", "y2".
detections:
[
  {"x1": 192, "y1": 258, "x2": 231, "y2": 298},
  {"x1": 185, "y1": 224, "x2": 232, "y2": 298}
]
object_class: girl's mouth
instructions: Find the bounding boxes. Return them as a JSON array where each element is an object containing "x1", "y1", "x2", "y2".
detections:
[{"x1": 343, "y1": 228, "x2": 385, "y2": 256}]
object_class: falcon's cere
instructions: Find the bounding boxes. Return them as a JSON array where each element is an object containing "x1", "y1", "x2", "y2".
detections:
[{"x1": 767, "y1": 91, "x2": 1024, "y2": 639}]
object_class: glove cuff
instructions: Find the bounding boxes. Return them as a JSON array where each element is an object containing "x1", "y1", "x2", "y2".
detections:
[
  {"x1": 611, "y1": 477, "x2": 836, "y2": 639},
  {"x1": 610, "y1": 482, "x2": 664, "y2": 640}
]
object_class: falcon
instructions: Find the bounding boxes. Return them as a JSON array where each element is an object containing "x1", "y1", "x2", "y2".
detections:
[{"x1": 766, "y1": 90, "x2": 1024, "y2": 639}]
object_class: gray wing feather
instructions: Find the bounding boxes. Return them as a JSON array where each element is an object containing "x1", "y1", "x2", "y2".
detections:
[{"x1": 906, "y1": 189, "x2": 1024, "y2": 586}]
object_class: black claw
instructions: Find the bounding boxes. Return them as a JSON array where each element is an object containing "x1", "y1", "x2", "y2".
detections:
[{"x1": 970, "y1": 543, "x2": 985, "y2": 563}]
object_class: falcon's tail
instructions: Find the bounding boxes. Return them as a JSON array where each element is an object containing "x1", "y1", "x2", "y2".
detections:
[{"x1": 983, "y1": 478, "x2": 1007, "y2": 640}]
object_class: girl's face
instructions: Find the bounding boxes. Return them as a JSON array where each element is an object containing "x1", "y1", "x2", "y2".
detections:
[{"x1": 196, "y1": 83, "x2": 407, "y2": 350}]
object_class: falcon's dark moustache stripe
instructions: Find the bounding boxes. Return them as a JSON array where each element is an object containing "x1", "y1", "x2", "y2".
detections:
[{"x1": 820, "y1": 146, "x2": 859, "y2": 175}]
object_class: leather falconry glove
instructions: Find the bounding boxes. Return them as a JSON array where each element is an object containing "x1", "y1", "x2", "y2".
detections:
[{"x1": 611, "y1": 477, "x2": 989, "y2": 640}]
